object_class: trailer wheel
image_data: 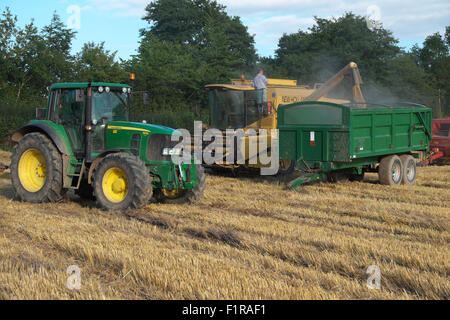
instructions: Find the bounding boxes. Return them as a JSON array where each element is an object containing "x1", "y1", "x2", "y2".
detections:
[
  {"x1": 155, "y1": 164, "x2": 206, "y2": 204},
  {"x1": 93, "y1": 153, "x2": 152, "y2": 210},
  {"x1": 10, "y1": 132, "x2": 66, "y2": 203},
  {"x1": 400, "y1": 154, "x2": 416, "y2": 185},
  {"x1": 379, "y1": 155, "x2": 403, "y2": 185}
]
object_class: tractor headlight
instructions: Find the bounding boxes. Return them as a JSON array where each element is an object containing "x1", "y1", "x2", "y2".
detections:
[
  {"x1": 122, "y1": 87, "x2": 127, "y2": 93},
  {"x1": 162, "y1": 147, "x2": 182, "y2": 156},
  {"x1": 98, "y1": 86, "x2": 104, "y2": 93}
]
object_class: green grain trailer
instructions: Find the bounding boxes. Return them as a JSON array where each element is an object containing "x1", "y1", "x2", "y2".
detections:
[{"x1": 277, "y1": 101, "x2": 432, "y2": 189}]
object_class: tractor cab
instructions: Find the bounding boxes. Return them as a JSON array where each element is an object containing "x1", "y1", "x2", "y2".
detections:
[{"x1": 43, "y1": 83, "x2": 131, "y2": 159}]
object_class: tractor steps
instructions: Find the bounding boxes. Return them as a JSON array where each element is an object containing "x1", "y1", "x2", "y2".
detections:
[{"x1": 66, "y1": 160, "x2": 85, "y2": 189}]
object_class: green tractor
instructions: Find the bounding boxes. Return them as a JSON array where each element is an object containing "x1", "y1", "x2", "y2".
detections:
[{"x1": 10, "y1": 82, "x2": 205, "y2": 210}]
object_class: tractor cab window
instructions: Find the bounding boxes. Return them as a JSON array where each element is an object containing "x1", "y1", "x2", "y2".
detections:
[{"x1": 91, "y1": 88, "x2": 129, "y2": 124}]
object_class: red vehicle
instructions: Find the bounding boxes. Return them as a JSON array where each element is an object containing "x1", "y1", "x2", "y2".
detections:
[{"x1": 431, "y1": 117, "x2": 450, "y2": 160}]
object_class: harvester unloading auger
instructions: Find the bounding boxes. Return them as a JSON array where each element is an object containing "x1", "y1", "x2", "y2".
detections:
[
  {"x1": 199, "y1": 61, "x2": 367, "y2": 173},
  {"x1": 304, "y1": 62, "x2": 366, "y2": 106}
]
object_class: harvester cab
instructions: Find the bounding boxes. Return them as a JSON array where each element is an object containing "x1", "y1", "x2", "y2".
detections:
[{"x1": 10, "y1": 82, "x2": 205, "y2": 210}]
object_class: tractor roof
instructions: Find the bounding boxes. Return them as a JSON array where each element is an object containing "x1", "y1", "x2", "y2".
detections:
[{"x1": 50, "y1": 82, "x2": 132, "y2": 90}]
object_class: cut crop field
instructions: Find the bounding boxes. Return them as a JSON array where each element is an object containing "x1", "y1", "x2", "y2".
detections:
[{"x1": 0, "y1": 149, "x2": 449, "y2": 299}]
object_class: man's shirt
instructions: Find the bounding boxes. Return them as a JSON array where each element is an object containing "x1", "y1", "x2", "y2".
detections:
[{"x1": 252, "y1": 74, "x2": 268, "y2": 89}]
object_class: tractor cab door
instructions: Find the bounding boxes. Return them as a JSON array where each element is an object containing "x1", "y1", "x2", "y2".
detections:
[
  {"x1": 50, "y1": 88, "x2": 86, "y2": 156},
  {"x1": 89, "y1": 87, "x2": 129, "y2": 157}
]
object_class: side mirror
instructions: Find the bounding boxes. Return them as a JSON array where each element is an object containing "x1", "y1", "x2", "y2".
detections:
[{"x1": 36, "y1": 108, "x2": 46, "y2": 120}]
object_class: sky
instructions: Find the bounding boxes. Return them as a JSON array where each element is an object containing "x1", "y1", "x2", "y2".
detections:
[{"x1": 1, "y1": 0, "x2": 449, "y2": 60}]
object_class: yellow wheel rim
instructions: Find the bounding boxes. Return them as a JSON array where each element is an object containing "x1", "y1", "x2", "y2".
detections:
[
  {"x1": 102, "y1": 167, "x2": 128, "y2": 203},
  {"x1": 18, "y1": 149, "x2": 47, "y2": 192},
  {"x1": 162, "y1": 188, "x2": 184, "y2": 199}
]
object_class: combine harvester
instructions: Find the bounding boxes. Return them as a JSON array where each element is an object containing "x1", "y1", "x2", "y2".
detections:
[{"x1": 201, "y1": 62, "x2": 364, "y2": 174}]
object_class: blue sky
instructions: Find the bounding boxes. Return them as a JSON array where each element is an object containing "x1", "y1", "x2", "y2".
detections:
[{"x1": 1, "y1": 0, "x2": 449, "y2": 60}]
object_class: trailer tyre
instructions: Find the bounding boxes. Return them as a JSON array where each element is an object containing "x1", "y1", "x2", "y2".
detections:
[
  {"x1": 10, "y1": 132, "x2": 65, "y2": 203},
  {"x1": 93, "y1": 153, "x2": 152, "y2": 210},
  {"x1": 379, "y1": 155, "x2": 403, "y2": 186},
  {"x1": 400, "y1": 154, "x2": 416, "y2": 185}
]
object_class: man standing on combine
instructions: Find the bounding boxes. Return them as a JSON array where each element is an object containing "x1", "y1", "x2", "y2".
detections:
[{"x1": 252, "y1": 69, "x2": 268, "y2": 103}]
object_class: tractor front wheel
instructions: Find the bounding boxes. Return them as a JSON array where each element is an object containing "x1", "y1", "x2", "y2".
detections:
[
  {"x1": 93, "y1": 153, "x2": 152, "y2": 210},
  {"x1": 10, "y1": 132, "x2": 65, "y2": 203}
]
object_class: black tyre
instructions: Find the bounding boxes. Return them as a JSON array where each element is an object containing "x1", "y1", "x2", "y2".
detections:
[
  {"x1": 378, "y1": 155, "x2": 403, "y2": 185},
  {"x1": 400, "y1": 154, "x2": 416, "y2": 185},
  {"x1": 93, "y1": 153, "x2": 152, "y2": 210},
  {"x1": 75, "y1": 179, "x2": 95, "y2": 200},
  {"x1": 327, "y1": 171, "x2": 349, "y2": 183},
  {"x1": 155, "y1": 164, "x2": 206, "y2": 204},
  {"x1": 278, "y1": 159, "x2": 295, "y2": 175},
  {"x1": 10, "y1": 132, "x2": 65, "y2": 203}
]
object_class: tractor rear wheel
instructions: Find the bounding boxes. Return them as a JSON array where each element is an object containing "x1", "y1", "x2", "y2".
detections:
[
  {"x1": 400, "y1": 154, "x2": 416, "y2": 185},
  {"x1": 93, "y1": 153, "x2": 151, "y2": 210},
  {"x1": 379, "y1": 155, "x2": 403, "y2": 185},
  {"x1": 10, "y1": 132, "x2": 65, "y2": 203},
  {"x1": 155, "y1": 164, "x2": 206, "y2": 204}
]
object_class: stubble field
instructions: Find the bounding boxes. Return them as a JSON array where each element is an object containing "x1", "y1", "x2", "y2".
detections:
[{"x1": 0, "y1": 150, "x2": 449, "y2": 299}]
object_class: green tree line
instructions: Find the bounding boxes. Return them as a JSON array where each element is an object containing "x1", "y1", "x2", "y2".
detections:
[{"x1": 0, "y1": 1, "x2": 449, "y2": 146}]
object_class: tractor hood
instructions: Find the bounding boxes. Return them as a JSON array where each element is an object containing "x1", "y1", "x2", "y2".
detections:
[{"x1": 107, "y1": 121, "x2": 181, "y2": 136}]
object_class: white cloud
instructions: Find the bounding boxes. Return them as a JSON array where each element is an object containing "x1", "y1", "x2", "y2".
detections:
[{"x1": 86, "y1": 0, "x2": 450, "y2": 55}]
